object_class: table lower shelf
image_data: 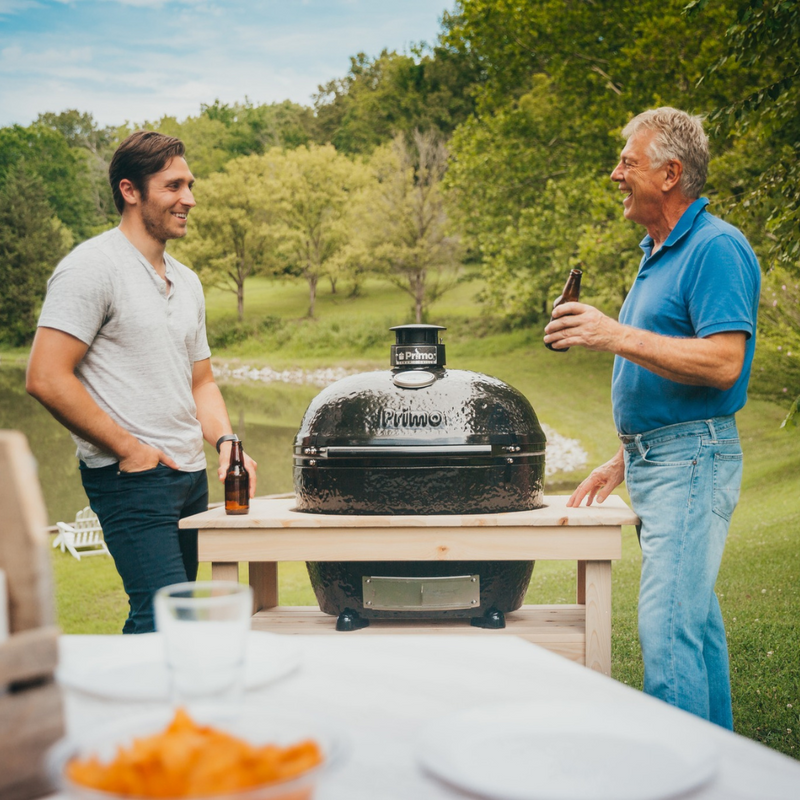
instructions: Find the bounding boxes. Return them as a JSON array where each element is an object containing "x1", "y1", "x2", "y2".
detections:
[{"x1": 251, "y1": 604, "x2": 588, "y2": 665}]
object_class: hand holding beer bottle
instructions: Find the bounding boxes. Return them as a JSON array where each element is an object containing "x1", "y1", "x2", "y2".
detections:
[
  {"x1": 545, "y1": 269, "x2": 582, "y2": 352},
  {"x1": 225, "y1": 437, "x2": 250, "y2": 515}
]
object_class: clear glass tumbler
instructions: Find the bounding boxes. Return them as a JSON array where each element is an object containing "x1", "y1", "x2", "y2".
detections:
[{"x1": 154, "y1": 580, "x2": 253, "y2": 707}]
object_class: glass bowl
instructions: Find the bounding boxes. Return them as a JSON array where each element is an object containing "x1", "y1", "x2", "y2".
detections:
[{"x1": 48, "y1": 706, "x2": 346, "y2": 800}]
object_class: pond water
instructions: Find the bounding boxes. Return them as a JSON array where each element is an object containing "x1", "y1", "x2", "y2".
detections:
[{"x1": 0, "y1": 365, "x2": 319, "y2": 525}]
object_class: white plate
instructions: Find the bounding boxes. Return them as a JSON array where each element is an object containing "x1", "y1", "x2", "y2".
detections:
[
  {"x1": 417, "y1": 702, "x2": 719, "y2": 800},
  {"x1": 57, "y1": 630, "x2": 300, "y2": 701}
]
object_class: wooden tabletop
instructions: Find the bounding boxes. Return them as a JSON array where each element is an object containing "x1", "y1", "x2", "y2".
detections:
[{"x1": 180, "y1": 494, "x2": 639, "y2": 530}]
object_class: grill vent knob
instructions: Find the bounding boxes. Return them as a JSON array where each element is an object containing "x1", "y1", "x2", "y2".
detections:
[{"x1": 393, "y1": 371, "x2": 436, "y2": 389}]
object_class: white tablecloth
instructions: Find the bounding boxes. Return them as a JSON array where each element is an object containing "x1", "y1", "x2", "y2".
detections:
[{"x1": 58, "y1": 634, "x2": 800, "y2": 800}]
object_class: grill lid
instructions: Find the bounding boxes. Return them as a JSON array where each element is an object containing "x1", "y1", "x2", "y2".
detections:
[{"x1": 293, "y1": 325, "x2": 546, "y2": 462}]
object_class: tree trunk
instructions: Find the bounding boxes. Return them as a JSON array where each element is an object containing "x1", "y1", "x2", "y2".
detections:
[
  {"x1": 329, "y1": 276, "x2": 338, "y2": 294},
  {"x1": 307, "y1": 274, "x2": 318, "y2": 318},
  {"x1": 414, "y1": 272, "x2": 425, "y2": 323},
  {"x1": 237, "y1": 281, "x2": 245, "y2": 322}
]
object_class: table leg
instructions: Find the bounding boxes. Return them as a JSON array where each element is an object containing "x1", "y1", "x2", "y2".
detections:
[
  {"x1": 211, "y1": 562, "x2": 239, "y2": 583},
  {"x1": 576, "y1": 560, "x2": 586, "y2": 604},
  {"x1": 584, "y1": 560, "x2": 612, "y2": 676},
  {"x1": 249, "y1": 562, "x2": 278, "y2": 613}
]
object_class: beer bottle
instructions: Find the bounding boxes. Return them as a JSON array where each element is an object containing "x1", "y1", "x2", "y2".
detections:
[
  {"x1": 545, "y1": 269, "x2": 583, "y2": 352},
  {"x1": 224, "y1": 437, "x2": 250, "y2": 515}
]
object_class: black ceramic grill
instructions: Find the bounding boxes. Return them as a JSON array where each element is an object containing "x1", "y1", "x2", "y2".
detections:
[{"x1": 292, "y1": 324, "x2": 547, "y2": 629}]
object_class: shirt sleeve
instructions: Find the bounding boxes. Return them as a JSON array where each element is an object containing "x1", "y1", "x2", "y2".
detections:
[
  {"x1": 688, "y1": 233, "x2": 759, "y2": 340},
  {"x1": 37, "y1": 250, "x2": 113, "y2": 345}
]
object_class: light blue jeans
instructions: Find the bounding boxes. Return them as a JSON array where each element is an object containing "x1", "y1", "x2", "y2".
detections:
[{"x1": 621, "y1": 415, "x2": 742, "y2": 729}]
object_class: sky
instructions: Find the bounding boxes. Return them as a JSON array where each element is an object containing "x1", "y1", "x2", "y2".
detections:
[{"x1": 0, "y1": 0, "x2": 453, "y2": 128}]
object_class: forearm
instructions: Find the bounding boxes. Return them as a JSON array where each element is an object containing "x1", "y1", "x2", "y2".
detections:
[
  {"x1": 27, "y1": 372, "x2": 139, "y2": 459},
  {"x1": 614, "y1": 325, "x2": 742, "y2": 390},
  {"x1": 192, "y1": 380, "x2": 233, "y2": 447},
  {"x1": 545, "y1": 304, "x2": 745, "y2": 391},
  {"x1": 192, "y1": 369, "x2": 257, "y2": 495}
]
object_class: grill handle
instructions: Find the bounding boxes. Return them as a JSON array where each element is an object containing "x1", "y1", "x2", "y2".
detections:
[{"x1": 322, "y1": 445, "x2": 492, "y2": 457}]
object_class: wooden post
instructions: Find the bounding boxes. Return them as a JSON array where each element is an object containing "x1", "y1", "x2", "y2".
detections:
[
  {"x1": 211, "y1": 562, "x2": 239, "y2": 583},
  {"x1": 249, "y1": 562, "x2": 279, "y2": 613},
  {"x1": 0, "y1": 431, "x2": 53, "y2": 633},
  {"x1": 584, "y1": 560, "x2": 612, "y2": 676},
  {"x1": 576, "y1": 560, "x2": 586, "y2": 605},
  {"x1": 0, "y1": 431, "x2": 65, "y2": 800}
]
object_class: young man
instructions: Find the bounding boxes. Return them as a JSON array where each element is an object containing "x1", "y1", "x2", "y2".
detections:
[
  {"x1": 27, "y1": 131, "x2": 257, "y2": 634},
  {"x1": 544, "y1": 108, "x2": 760, "y2": 728}
]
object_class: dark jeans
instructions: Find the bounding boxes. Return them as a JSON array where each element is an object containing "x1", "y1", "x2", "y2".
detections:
[{"x1": 80, "y1": 462, "x2": 209, "y2": 634}]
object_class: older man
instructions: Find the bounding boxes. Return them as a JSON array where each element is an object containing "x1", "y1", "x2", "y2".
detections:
[{"x1": 544, "y1": 108, "x2": 760, "y2": 728}]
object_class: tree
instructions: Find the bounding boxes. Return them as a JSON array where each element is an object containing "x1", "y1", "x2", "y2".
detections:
[
  {"x1": 314, "y1": 46, "x2": 480, "y2": 154},
  {"x1": 0, "y1": 166, "x2": 72, "y2": 346},
  {"x1": 37, "y1": 110, "x2": 121, "y2": 229},
  {"x1": 151, "y1": 100, "x2": 319, "y2": 180},
  {"x1": 268, "y1": 145, "x2": 366, "y2": 318},
  {"x1": 366, "y1": 131, "x2": 461, "y2": 323},
  {"x1": 0, "y1": 122, "x2": 102, "y2": 240},
  {"x1": 171, "y1": 155, "x2": 279, "y2": 321},
  {"x1": 687, "y1": 0, "x2": 800, "y2": 271},
  {"x1": 685, "y1": 0, "x2": 800, "y2": 428},
  {"x1": 152, "y1": 114, "x2": 234, "y2": 179},
  {"x1": 441, "y1": 0, "x2": 766, "y2": 321}
]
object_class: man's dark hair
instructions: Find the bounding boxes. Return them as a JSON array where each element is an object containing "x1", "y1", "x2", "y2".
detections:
[{"x1": 108, "y1": 131, "x2": 186, "y2": 214}]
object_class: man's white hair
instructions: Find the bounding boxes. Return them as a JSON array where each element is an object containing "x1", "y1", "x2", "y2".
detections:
[{"x1": 622, "y1": 107, "x2": 709, "y2": 198}]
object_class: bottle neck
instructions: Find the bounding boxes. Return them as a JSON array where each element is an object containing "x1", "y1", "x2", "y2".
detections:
[
  {"x1": 229, "y1": 441, "x2": 244, "y2": 464},
  {"x1": 563, "y1": 271, "x2": 582, "y2": 302}
]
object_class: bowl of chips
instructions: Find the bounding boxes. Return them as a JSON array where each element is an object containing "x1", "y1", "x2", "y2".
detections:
[{"x1": 48, "y1": 707, "x2": 346, "y2": 800}]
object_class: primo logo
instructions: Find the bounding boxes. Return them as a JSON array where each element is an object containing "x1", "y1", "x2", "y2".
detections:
[
  {"x1": 379, "y1": 409, "x2": 444, "y2": 428},
  {"x1": 396, "y1": 348, "x2": 437, "y2": 362}
]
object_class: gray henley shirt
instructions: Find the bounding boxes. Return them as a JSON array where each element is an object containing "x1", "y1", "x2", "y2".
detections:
[{"x1": 37, "y1": 227, "x2": 212, "y2": 471}]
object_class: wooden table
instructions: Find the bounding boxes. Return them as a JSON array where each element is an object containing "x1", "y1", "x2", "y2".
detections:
[{"x1": 179, "y1": 495, "x2": 639, "y2": 676}]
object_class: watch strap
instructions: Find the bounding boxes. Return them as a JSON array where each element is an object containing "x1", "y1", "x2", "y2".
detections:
[{"x1": 216, "y1": 434, "x2": 239, "y2": 453}]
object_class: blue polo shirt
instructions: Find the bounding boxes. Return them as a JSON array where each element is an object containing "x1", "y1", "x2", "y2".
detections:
[{"x1": 611, "y1": 198, "x2": 761, "y2": 434}]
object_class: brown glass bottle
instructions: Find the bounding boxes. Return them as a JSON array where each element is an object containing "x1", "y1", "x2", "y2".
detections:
[
  {"x1": 545, "y1": 269, "x2": 583, "y2": 352},
  {"x1": 224, "y1": 438, "x2": 250, "y2": 515}
]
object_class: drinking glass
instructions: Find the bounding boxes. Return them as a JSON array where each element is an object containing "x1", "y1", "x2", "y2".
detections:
[{"x1": 154, "y1": 581, "x2": 253, "y2": 707}]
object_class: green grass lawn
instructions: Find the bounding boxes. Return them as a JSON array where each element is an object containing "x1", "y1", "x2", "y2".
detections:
[{"x1": 44, "y1": 274, "x2": 800, "y2": 759}]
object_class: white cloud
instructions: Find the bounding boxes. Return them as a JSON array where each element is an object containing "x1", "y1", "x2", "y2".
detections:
[
  {"x1": 0, "y1": 0, "x2": 450, "y2": 127},
  {"x1": 0, "y1": 0, "x2": 42, "y2": 15}
]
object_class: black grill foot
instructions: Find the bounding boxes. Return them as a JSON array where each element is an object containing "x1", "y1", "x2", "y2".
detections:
[
  {"x1": 336, "y1": 609, "x2": 370, "y2": 631},
  {"x1": 470, "y1": 608, "x2": 506, "y2": 629}
]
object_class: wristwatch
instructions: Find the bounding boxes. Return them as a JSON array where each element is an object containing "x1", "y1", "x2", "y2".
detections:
[{"x1": 215, "y1": 434, "x2": 239, "y2": 452}]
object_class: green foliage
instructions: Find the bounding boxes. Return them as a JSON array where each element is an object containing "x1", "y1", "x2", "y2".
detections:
[
  {"x1": 267, "y1": 144, "x2": 369, "y2": 317},
  {"x1": 749, "y1": 267, "x2": 800, "y2": 428},
  {"x1": 0, "y1": 167, "x2": 72, "y2": 346},
  {"x1": 154, "y1": 114, "x2": 234, "y2": 179},
  {"x1": 362, "y1": 130, "x2": 461, "y2": 322},
  {"x1": 314, "y1": 46, "x2": 480, "y2": 154},
  {"x1": 202, "y1": 99, "x2": 317, "y2": 154},
  {"x1": 36, "y1": 109, "x2": 121, "y2": 229},
  {"x1": 441, "y1": 0, "x2": 799, "y2": 350},
  {"x1": 151, "y1": 100, "x2": 318, "y2": 179},
  {"x1": 172, "y1": 153, "x2": 285, "y2": 320},
  {"x1": 690, "y1": 0, "x2": 800, "y2": 273},
  {"x1": 0, "y1": 121, "x2": 104, "y2": 240},
  {"x1": 206, "y1": 315, "x2": 284, "y2": 350},
  {"x1": 444, "y1": 0, "x2": 750, "y2": 139}
]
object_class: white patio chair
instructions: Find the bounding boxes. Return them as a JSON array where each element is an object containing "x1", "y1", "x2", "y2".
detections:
[{"x1": 53, "y1": 506, "x2": 110, "y2": 561}]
